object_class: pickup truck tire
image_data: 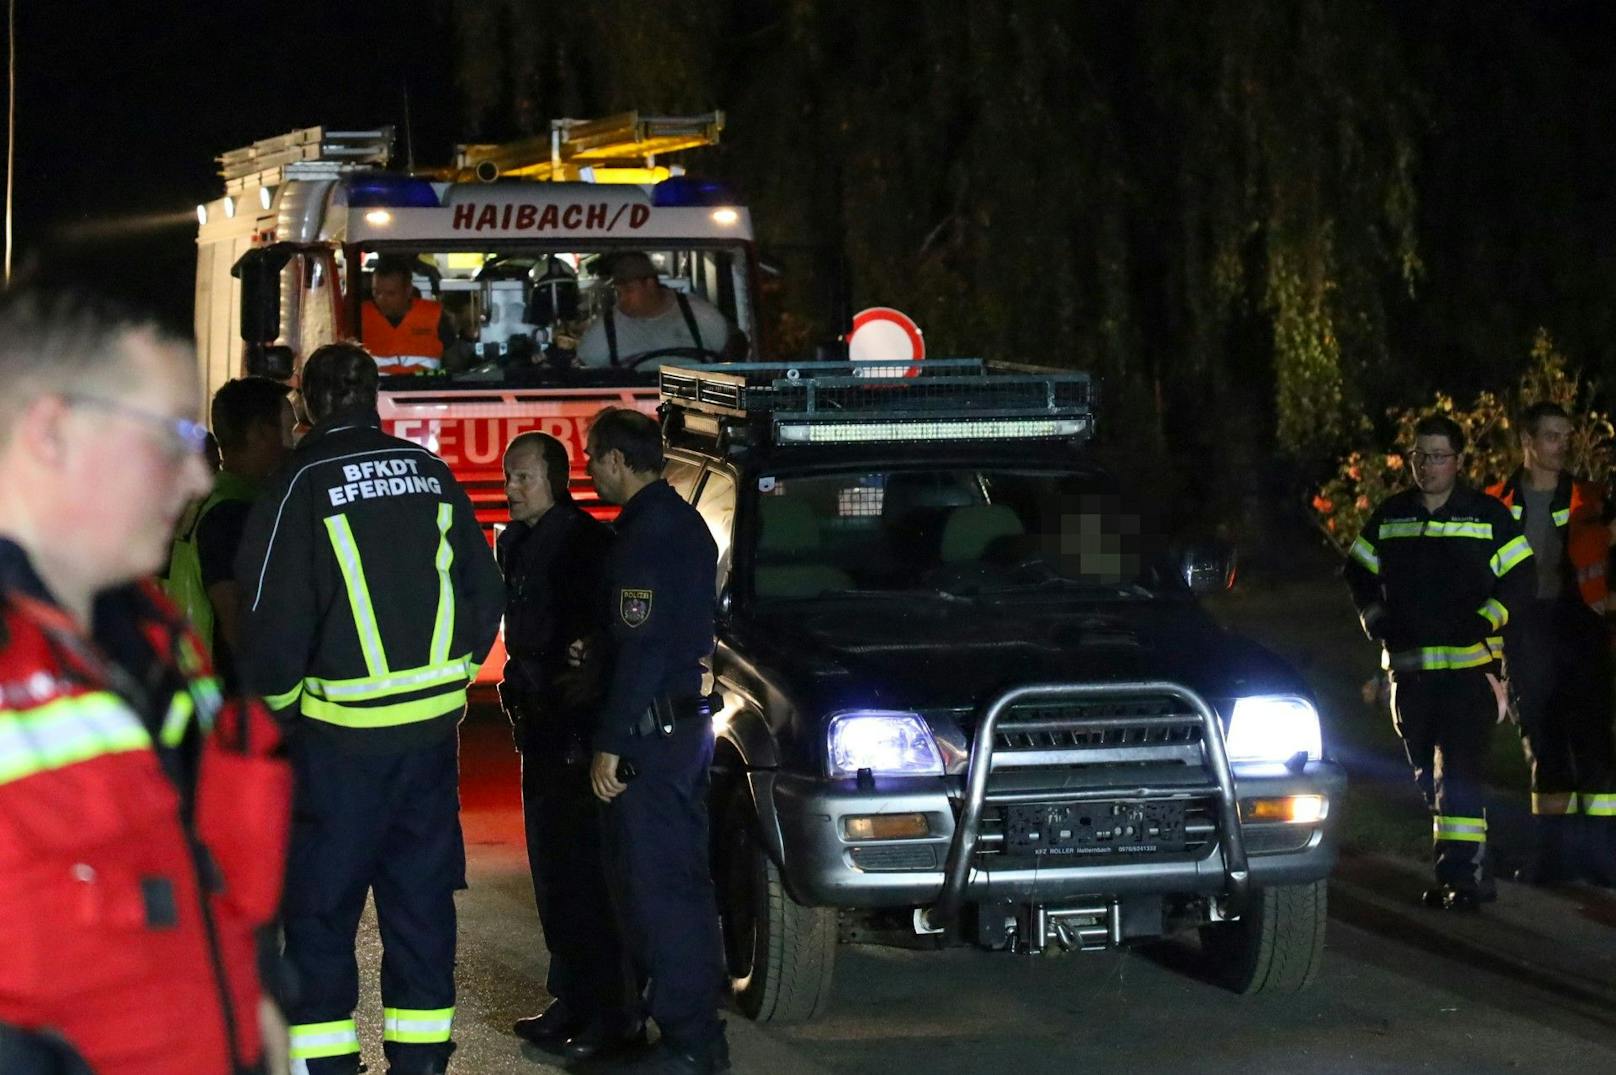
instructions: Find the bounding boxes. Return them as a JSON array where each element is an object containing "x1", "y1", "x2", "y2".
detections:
[
  {"x1": 717, "y1": 789, "x2": 837, "y2": 1023},
  {"x1": 1199, "y1": 879, "x2": 1327, "y2": 994}
]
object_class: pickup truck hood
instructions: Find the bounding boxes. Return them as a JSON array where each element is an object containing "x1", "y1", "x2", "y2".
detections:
[{"x1": 731, "y1": 597, "x2": 1305, "y2": 717}]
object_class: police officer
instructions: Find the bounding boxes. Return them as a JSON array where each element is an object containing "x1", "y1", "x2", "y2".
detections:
[
  {"x1": 1486, "y1": 401, "x2": 1616, "y2": 884},
  {"x1": 0, "y1": 289, "x2": 290, "y2": 1074},
  {"x1": 1346, "y1": 413, "x2": 1535, "y2": 910},
  {"x1": 236, "y1": 342, "x2": 504, "y2": 1075},
  {"x1": 584, "y1": 408, "x2": 729, "y2": 1075},
  {"x1": 499, "y1": 432, "x2": 641, "y2": 1059}
]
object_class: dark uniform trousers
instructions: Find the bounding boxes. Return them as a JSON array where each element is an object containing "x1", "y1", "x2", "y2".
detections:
[
  {"x1": 1511, "y1": 598, "x2": 1616, "y2": 815},
  {"x1": 284, "y1": 736, "x2": 465, "y2": 1074},
  {"x1": 1389, "y1": 668, "x2": 1496, "y2": 889},
  {"x1": 513, "y1": 698, "x2": 638, "y2": 1027},
  {"x1": 602, "y1": 717, "x2": 725, "y2": 1052}
]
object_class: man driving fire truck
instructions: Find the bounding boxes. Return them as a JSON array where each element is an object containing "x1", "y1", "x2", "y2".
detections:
[{"x1": 576, "y1": 251, "x2": 734, "y2": 371}]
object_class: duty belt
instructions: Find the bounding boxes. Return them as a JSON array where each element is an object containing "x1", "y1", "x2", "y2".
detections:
[{"x1": 632, "y1": 692, "x2": 716, "y2": 738}]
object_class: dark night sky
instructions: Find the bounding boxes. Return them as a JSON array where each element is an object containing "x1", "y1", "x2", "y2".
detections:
[{"x1": 0, "y1": 0, "x2": 459, "y2": 331}]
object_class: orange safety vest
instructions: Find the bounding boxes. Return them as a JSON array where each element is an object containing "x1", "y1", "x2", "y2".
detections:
[
  {"x1": 361, "y1": 298, "x2": 445, "y2": 375},
  {"x1": 1487, "y1": 470, "x2": 1611, "y2": 611}
]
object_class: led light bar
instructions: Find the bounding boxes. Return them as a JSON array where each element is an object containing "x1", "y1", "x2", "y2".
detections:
[{"x1": 775, "y1": 417, "x2": 1089, "y2": 444}]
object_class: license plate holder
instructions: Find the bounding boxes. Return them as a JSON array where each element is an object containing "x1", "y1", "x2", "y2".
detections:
[{"x1": 1005, "y1": 800, "x2": 1187, "y2": 857}]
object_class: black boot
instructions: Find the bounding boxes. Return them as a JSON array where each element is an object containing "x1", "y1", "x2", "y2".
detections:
[
  {"x1": 514, "y1": 999, "x2": 585, "y2": 1047},
  {"x1": 1577, "y1": 814, "x2": 1616, "y2": 887}
]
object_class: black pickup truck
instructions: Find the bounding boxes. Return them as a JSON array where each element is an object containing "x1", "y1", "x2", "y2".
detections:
[{"x1": 656, "y1": 360, "x2": 1345, "y2": 1024}]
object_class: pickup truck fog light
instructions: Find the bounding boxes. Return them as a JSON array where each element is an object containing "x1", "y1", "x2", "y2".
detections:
[
  {"x1": 1241, "y1": 795, "x2": 1327, "y2": 824},
  {"x1": 826, "y1": 711, "x2": 944, "y2": 778},
  {"x1": 1225, "y1": 696, "x2": 1322, "y2": 763},
  {"x1": 844, "y1": 813, "x2": 931, "y2": 840}
]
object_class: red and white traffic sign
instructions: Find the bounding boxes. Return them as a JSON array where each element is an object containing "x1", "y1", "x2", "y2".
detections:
[{"x1": 847, "y1": 307, "x2": 925, "y2": 377}]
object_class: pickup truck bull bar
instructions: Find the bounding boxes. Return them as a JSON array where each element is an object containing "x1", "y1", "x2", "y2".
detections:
[{"x1": 921, "y1": 681, "x2": 1251, "y2": 932}]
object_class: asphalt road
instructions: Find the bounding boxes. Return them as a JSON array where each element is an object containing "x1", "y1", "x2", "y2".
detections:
[{"x1": 338, "y1": 710, "x2": 1616, "y2": 1074}]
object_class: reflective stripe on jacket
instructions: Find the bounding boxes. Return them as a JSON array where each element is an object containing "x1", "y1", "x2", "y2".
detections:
[
  {"x1": 163, "y1": 468, "x2": 259, "y2": 656},
  {"x1": 1486, "y1": 470, "x2": 1611, "y2": 611},
  {"x1": 235, "y1": 408, "x2": 504, "y2": 750}
]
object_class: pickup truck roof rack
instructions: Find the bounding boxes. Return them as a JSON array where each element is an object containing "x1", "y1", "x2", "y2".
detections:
[{"x1": 659, "y1": 359, "x2": 1094, "y2": 446}]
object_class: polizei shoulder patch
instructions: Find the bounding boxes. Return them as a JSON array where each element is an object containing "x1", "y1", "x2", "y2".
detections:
[{"x1": 619, "y1": 588, "x2": 653, "y2": 628}]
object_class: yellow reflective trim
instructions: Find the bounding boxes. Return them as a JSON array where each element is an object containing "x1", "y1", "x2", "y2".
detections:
[
  {"x1": 1531, "y1": 791, "x2": 1579, "y2": 816},
  {"x1": 1486, "y1": 635, "x2": 1505, "y2": 659},
  {"x1": 1377, "y1": 520, "x2": 1426, "y2": 538},
  {"x1": 1583, "y1": 793, "x2": 1616, "y2": 817},
  {"x1": 429, "y1": 502, "x2": 455, "y2": 667},
  {"x1": 1434, "y1": 815, "x2": 1487, "y2": 842},
  {"x1": 300, "y1": 686, "x2": 469, "y2": 728},
  {"x1": 263, "y1": 683, "x2": 304, "y2": 711},
  {"x1": 288, "y1": 1018, "x2": 361, "y2": 1060},
  {"x1": 324, "y1": 514, "x2": 389, "y2": 678},
  {"x1": 383, "y1": 1006, "x2": 455, "y2": 1044},
  {"x1": 1384, "y1": 643, "x2": 1494, "y2": 671},
  {"x1": 1379, "y1": 520, "x2": 1494, "y2": 540},
  {"x1": 0, "y1": 692, "x2": 151, "y2": 787},
  {"x1": 1553, "y1": 507, "x2": 1571, "y2": 527},
  {"x1": 1349, "y1": 536, "x2": 1380, "y2": 574},
  {"x1": 1509, "y1": 503, "x2": 1523, "y2": 520},
  {"x1": 159, "y1": 691, "x2": 194, "y2": 748},
  {"x1": 1477, "y1": 597, "x2": 1508, "y2": 631},
  {"x1": 1490, "y1": 535, "x2": 1534, "y2": 577},
  {"x1": 304, "y1": 656, "x2": 474, "y2": 702}
]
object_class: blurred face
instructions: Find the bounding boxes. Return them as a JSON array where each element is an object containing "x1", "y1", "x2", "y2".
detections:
[
  {"x1": 59, "y1": 334, "x2": 213, "y2": 583},
  {"x1": 584, "y1": 431, "x2": 626, "y2": 505},
  {"x1": 371, "y1": 272, "x2": 414, "y2": 320},
  {"x1": 1410, "y1": 433, "x2": 1461, "y2": 499},
  {"x1": 503, "y1": 443, "x2": 555, "y2": 525},
  {"x1": 1522, "y1": 415, "x2": 1573, "y2": 474},
  {"x1": 612, "y1": 275, "x2": 663, "y2": 319}
]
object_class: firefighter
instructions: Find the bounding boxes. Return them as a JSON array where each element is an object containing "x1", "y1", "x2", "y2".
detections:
[
  {"x1": 164, "y1": 376, "x2": 294, "y2": 686},
  {"x1": 498, "y1": 432, "x2": 641, "y2": 1060},
  {"x1": 236, "y1": 342, "x2": 504, "y2": 1075},
  {"x1": 576, "y1": 251, "x2": 736, "y2": 371},
  {"x1": 361, "y1": 255, "x2": 456, "y2": 376},
  {"x1": 0, "y1": 289, "x2": 291, "y2": 1074},
  {"x1": 1486, "y1": 401, "x2": 1616, "y2": 884},
  {"x1": 1345, "y1": 413, "x2": 1535, "y2": 911},
  {"x1": 584, "y1": 408, "x2": 729, "y2": 1075}
]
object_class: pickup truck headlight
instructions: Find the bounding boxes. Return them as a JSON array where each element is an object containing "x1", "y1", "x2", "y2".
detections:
[
  {"x1": 826, "y1": 711, "x2": 945, "y2": 778},
  {"x1": 1225, "y1": 696, "x2": 1322, "y2": 763}
]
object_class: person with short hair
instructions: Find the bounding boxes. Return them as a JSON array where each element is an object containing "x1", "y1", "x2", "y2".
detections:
[
  {"x1": 0, "y1": 289, "x2": 291, "y2": 1074},
  {"x1": 1486, "y1": 401, "x2": 1616, "y2": 884},
  {"x1": 583, "y1": 407, "x2": 729, "y2": 1074},
  {"x1": 362, "y1": 255, "x2": 457, "y2": 375},
  {"x1": 1345, "y1": 413, "x2": 1535, "y2": 911},
  {"x1": 576, "y1": 252, "x2": 735, "y2": 371},
  {"x1": 164, "y1": 376, "x2": 294, "y2": 686},
  {"x1": 236, "y1": 341, "x2": 504, "y2": 1075},
  {"x1": 499, "y1": 432, "x2": 640, "y2": 1060}
]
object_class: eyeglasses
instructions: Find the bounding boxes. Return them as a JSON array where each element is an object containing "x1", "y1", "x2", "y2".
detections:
[
  {"x1": 1407, "y1": 450, "x2": 1458, "y2": 466},
  {"x1": 62, "y1": 394, "x2": 209, "y2": 460}
]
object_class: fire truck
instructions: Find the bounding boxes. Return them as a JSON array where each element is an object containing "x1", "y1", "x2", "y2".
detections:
[{"x1": 193, "y1": 113, "x2": 757, "y2": 679}]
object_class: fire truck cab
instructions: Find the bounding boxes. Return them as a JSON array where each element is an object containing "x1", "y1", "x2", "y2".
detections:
[{"x1": 194, "y1": 113, "x2": 754, "y2": 678}]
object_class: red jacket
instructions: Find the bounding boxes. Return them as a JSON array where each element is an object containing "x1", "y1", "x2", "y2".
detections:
[{"x1": 0, "y1": 541, "x2": 290, "y2": 1074}]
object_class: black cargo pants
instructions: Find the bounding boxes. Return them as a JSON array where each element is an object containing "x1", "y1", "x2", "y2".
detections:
[
  {"x1": 1389, "y1": 667, "x2": 1496, "y2": 891},
  {"x1": 1510, "y1": 598, "x2": 1616, "y2": 817}
]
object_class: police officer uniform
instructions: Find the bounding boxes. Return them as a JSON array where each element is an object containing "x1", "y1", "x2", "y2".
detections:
[
  {"x1": 497, "y1": 499, "x2": 639, "y2": 1052},
  {"x1": 1488, "y1": 470, "x2": 1616, "y2": 882},
  {"x1": 236, "y1": 407, "x2": 503, "y2": 1075},
  {"x1": 594, "y1": 477, "x2": 727, "y2": 1072},
  {"x1": 1346, "y1": 483, "x2": 1534, "y2": 907}
]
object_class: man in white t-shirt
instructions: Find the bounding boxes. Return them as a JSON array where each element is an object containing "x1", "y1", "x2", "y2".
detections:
[{"x1": 576, "y1": 252, "x2": 734, "y2": 371}]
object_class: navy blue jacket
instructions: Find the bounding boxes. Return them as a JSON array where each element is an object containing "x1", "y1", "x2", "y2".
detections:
[{"x1": 594, "y1": 479, "x2": 717, "y2": 755}]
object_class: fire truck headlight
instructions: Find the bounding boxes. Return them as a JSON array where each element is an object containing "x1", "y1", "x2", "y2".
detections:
[
  {"x1": 711, "y1": 207, "x2": 740, "y2": 226},
  {"x1": 1225, "y1": 696, "x2": 1321, "y2": 763},
  {"x1": 365, "y1": 209, "x2": 393, "y2": 226},
  {"x1": 827, "y1": 711, "x2": 944, "y2": 778}
]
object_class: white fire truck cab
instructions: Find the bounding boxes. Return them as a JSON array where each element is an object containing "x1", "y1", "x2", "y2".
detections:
[{"x1": 194, "y1": 112, "x2": 755, "y2": 679}]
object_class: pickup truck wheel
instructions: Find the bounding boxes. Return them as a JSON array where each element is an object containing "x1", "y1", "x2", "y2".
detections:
[
  {"x1": 717, "y1": 789, "x2": 837, "y2": 1023},
  {"x1": 1199, "y1": 880, "x2": 1327, "y2": 994}
]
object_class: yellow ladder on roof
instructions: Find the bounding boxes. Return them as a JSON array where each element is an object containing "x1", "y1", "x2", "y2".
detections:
[{"x1": 450, "y1": 111, "x2": 724, "y2": 183}]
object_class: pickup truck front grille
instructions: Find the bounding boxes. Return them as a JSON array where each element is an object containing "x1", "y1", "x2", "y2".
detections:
[{"x1": 989, "y1": 698, "x2": 1207, "y2": 773}]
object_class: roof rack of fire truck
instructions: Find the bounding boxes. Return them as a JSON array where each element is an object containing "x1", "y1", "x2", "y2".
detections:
[
  {"x1": 658, "y1": 359, "x2": 1095, "y2": 447},
  {"x1": 218, "y1": 126, "x2": 395, "y2": 194},
  {"x1": 451, "y1": 111, "x2": 724, "y2": 183}
]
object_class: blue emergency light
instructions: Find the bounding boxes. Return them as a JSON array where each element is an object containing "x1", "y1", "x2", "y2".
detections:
[
  {"x1": 344, "y1": 173, "x2": 441, "y2": 208},
  {"x1": 651, "y1": 177, "x2": 739, "y2": 208}
]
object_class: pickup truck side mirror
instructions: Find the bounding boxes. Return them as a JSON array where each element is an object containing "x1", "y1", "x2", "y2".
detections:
[{"x1": 1177, "y1": 542, "x2": 1237, "y2": 596}]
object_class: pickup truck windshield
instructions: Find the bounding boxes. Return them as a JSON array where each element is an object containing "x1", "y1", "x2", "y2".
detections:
[{"x1": 750, "y1": 467, "x2": 1170, "y2": 601}]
